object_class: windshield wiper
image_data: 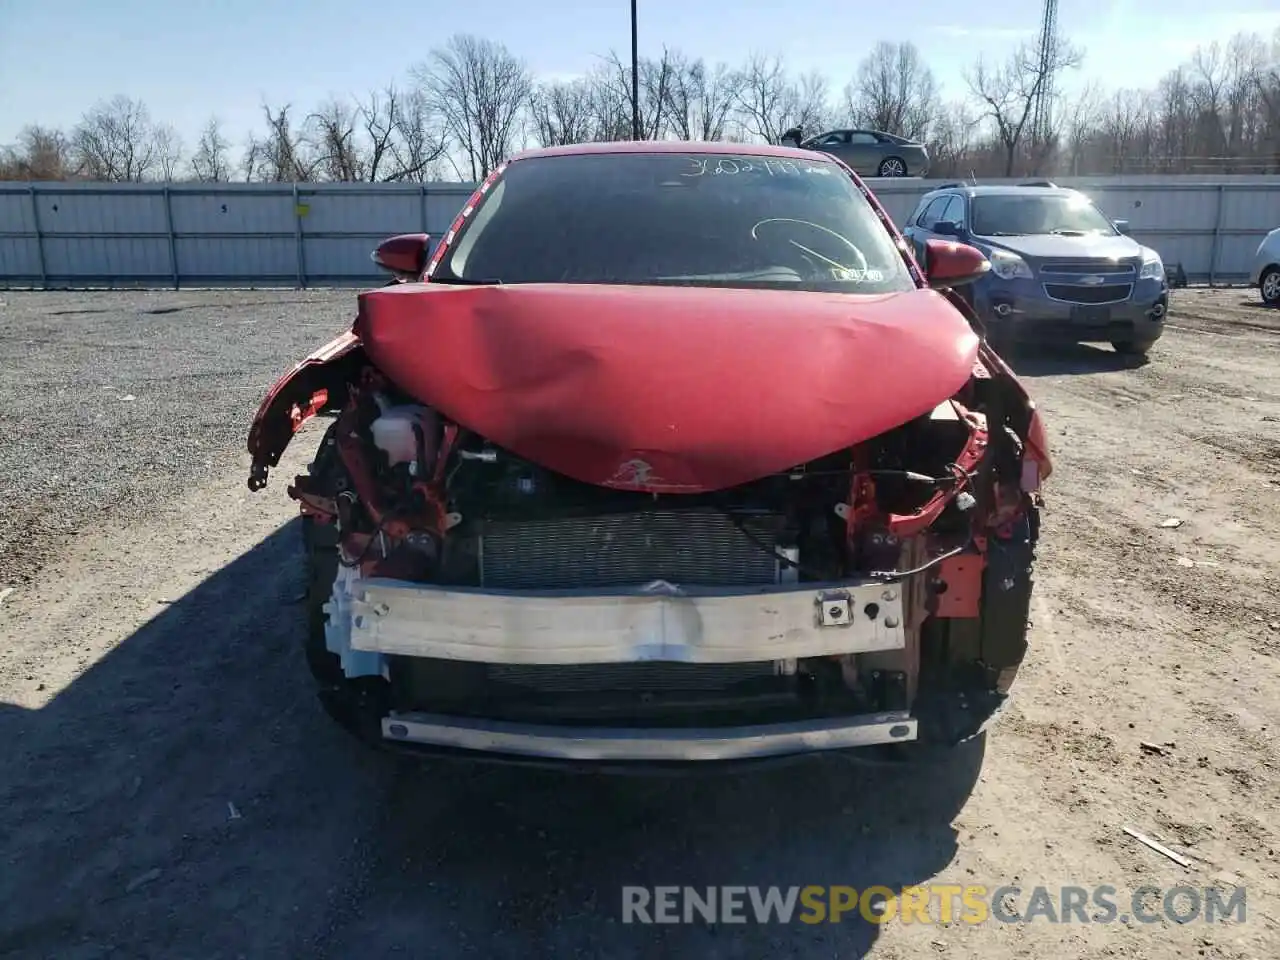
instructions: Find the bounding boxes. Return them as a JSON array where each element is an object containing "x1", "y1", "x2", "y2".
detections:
[
  {"x1": 1049, "y1": 229, "x2": 1088, "y2": 236},
  {"x1": 429, "y1": 275, "x2": 503, "y2": 285}
]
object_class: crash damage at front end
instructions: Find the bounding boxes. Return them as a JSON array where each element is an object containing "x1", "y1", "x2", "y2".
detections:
[{"x1": 247, "y1": 280, "x2": 1051, "y2": 768}]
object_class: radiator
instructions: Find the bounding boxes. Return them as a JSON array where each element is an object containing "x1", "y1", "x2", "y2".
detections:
[{"x1": 478, "y1": 508, "x2": 785, "y2": 590}]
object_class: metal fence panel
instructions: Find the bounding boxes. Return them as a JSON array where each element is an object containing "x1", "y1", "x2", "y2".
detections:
[
  {"x1": 2, "y1": 175, "x2": 1277, "y2": 289},
  {"x1": 1220, "y1": 187, "x2": 1280, "y2": 233},
  {"x1": 36, "y1": 188, "x2": 169, "y2": 235},
  {"x1": 0, "y1": 237, "x2": 40, "y2": 281},
  {"x1": 169, "y1": 190, "x2": 294, "y2": 235},
  {"x1": 0, "y1": 191, "x2": 37, "y2": 232},
  {"x1": 42, "y1": 235, "x2": 170, "y2": 283},
  {"x1": 174, "y1": 236, "x2": 297, "y2": 284},
  {"x1": 298, "y1": 189, "x2": 420, "y2": 235},
  {"x1": 302, "y1": 236, "x2": 386, "y2": 283}
]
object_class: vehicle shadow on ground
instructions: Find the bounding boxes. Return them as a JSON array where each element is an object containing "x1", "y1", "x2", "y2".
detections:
[
  {"x1": 336, "y1": 733, "x2": 983, "y2": 958},
  {"x1": 0, "y1": 520, "x2": 981, "y2": 960},
  {"x1": 1000, "y1": 341, "x2": 1147, "y2": 376}
]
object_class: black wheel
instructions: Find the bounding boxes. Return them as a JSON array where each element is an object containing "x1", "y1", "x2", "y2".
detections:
[
  {"x1": 1111, "y1": 338, "x2": 1157, "y2": 357},
  {"x1": 1261, "y1": 266, "x2": 1280, "y2": 306},
  {"x1": 877, "y1": 156, "x2": 907, "y2": 177},
  {"x1": 301, "y1": 423, "x2": 344, "y2": 687}
]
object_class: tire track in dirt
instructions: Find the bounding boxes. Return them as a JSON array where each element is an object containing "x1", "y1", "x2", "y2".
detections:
[{"x1": 983, "y1": 292, "x2": 1280, "y2": 957}]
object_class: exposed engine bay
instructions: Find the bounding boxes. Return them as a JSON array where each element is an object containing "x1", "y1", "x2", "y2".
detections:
[{"x1": 273, "y1": 334, "x2": 1046, "y2": 759}]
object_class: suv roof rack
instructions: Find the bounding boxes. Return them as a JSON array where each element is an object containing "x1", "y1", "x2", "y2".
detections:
[
  {"x1": 935, "y1": 181, "x2": 964, "y2": 189},
  {"x1": 1018, "y1": 179, "x2": 1058, "y2": 187}
]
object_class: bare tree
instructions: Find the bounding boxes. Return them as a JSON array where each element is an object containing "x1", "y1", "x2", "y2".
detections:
[
  {"x1": 1189, "y1": 41, "x2": 1228, "y2": 155},
  {"x1": 16, "y1": 26, "x2": 1280, "y2": 184},
  {"x1": 846, "y1": 41, "x2": 939, "y2": 140},
  {"x1": 1091, "y1": 88, "x2": 1156, "y2": 173},
  {"x1": 734, "y1": 54, "x2": 792, "y2": 143},
  {"x1": 1259, "y1": 29, "x2": 1280, "y2": 168},
  {"x1": 320, "y1": 85, "x2": 450, "y2": 182},
  {"x1": 664, "y1": 56, "x2": 741, "y2": 141},
  {"x1": 792, "y1": 70, "x2": 833, "y2": 133},
  {"x1": 385, "y1": 88, "x2": 449, "y2": 181},
  {"x1": 734, "y1": 54, "x2": 830, "y2": 144},
  {"x1": 416, "y1": 34, "x2": 532, "y2": 180},
  {"x1": 1060, "y1": 81, "x2": 1106, "y2": 175},
  {"x1": 71, "y1": 96, "x2": 161, "y2": 181},
  {"x1": 528, "y1": 78, "x2": 596, "y2": 146},
  {"x1": 1154, "y1": 67, "x2": 1196, "y2": 171},
  {"x1": 360, "y1": 88, "x2": 399, "y2": 180},
  {"x1": 241, "y1": 136, "x2": 262, "y2": 183},
  {"x1": 308, "y1": 99, "x2": 365, "y2": 181},
  {"x1": 190, "y1": 117, "x2": 232, "y2": 182},
  {"x1": 153, "y1": 123, "x2": 184, "y2": 180},
  {"x1": 245, "y1": 103, "x2": 317, "y2": 182},
  {"x1": 924, "y1": 102, "x2": 980, "y2": 179},
  {"x1": 0, "y1": 125, "x2": 76, "y2": 179},
  {"x1": 965, "y1": 38, "x2": 1082, "y2": 176},
  {"x1": 1219, "y1": 33, "x2": 1265, "y2": 154},
  {"x1": 581, "y1": 62, "x2": 632, "y2": 142},
  {"x1": 594, "y1": 48, "x2": 678, "y2": 140}
]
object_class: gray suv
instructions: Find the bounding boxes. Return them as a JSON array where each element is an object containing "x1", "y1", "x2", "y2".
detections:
[{"x1": 903, "y1": 184, "x2": 1170, "y2": 356}]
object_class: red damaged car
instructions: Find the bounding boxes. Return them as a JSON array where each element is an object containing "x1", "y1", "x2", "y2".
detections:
[{"x1": 247, "y1": 141, "x2": 1051, "y2": 768}]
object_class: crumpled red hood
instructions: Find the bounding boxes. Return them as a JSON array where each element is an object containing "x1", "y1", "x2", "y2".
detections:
[{"x1": 355, "y1": 282, "x2": 979, "y2": 492}]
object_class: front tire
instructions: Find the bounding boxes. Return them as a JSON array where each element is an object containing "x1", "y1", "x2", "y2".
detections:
[{"x1": 1261, "y1": 265, "x2": 1280, "y2": 305}]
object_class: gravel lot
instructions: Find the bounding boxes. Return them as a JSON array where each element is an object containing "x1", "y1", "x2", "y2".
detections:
[{"x1": 1, "y1": 288, "x2": 1278, "y2": 959}]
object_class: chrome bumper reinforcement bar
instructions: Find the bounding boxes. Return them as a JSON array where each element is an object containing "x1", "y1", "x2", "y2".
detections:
[{"x1": 382, "y1": 711, "x2": 918, "y2": 761}]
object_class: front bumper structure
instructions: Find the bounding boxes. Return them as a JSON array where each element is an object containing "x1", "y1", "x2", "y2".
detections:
[{"x1": 325, "y1": 570, "x2": 917, "y2": 762}]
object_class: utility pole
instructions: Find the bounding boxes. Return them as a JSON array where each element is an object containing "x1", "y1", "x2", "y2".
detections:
[{"x1": 630, "y1": 0, "x2": 641, "y2": 140}]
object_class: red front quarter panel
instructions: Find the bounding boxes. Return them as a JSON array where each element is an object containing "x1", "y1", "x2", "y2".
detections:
[{"x1": 246, "y1": 330, "x2": 364, "y2": 490}]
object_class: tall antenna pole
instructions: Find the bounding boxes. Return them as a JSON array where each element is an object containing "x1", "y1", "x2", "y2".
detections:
[
  {"x1": 630, "y1": 0, "x2": 641, "y2": 141},
  {"x1": 1031, "y1": 0, "x2": 1059, "y2": 146}
]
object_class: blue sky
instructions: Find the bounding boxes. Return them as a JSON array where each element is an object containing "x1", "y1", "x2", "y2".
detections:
[{"x1": 2, "y1": 0, "x2": 1278, "y2": 145}]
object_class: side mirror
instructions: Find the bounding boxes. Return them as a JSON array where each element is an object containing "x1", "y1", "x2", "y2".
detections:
[
  {"x1": 1113, "y1": 219, "x2": 1131, "y2": 235},
  {"x1": 933, "y1": 220, "x2": 960, "y2": 237},
  {"x1": 372, "y1": 233, "x2": 431, "y2": 281},
  {"x1": 923, "y1": 239, "x2": 990, "y2": 290}
]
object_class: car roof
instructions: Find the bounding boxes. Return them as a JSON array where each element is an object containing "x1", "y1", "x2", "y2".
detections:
[
  {"x1": 815, "y1": 128, "x2": 898, "y2": 137},
  {"x1": 509, "y1": 140, "x2": 835, "y2": 164},
  {"x1": 919, "y1": 184, "x2": 1084, "y2": 200}
]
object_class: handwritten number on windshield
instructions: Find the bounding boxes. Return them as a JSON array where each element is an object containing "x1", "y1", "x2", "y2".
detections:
[{"x1": 682, "y1": 157, "x2": 807, "y2": 178}]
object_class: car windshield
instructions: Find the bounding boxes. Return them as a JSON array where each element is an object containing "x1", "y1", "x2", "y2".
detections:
[
  {"x1": 433, "y1": 152, "x2": 916, "y2": 294},
  {"x1": 971, "y1": 193, "x2": 1117, "y2": 237}
]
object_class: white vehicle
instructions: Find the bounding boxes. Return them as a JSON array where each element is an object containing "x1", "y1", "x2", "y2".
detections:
[{"x1": 1253, "y1": 227, "x2": 1280, "y2": 306}]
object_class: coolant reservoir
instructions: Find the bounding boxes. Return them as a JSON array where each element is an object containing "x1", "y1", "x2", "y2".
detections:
[{"x1": 369, "y1": 405, "x2": 438, "y2": 468}]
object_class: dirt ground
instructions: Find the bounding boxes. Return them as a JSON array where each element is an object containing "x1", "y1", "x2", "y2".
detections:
[{"x1": 0, "y1": 287, "x2": 1277, "y2": 960}]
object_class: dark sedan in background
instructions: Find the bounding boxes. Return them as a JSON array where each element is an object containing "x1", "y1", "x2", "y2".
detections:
[{"x1": 786, "y1": 129, "x2": 930, "y2": 177}]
